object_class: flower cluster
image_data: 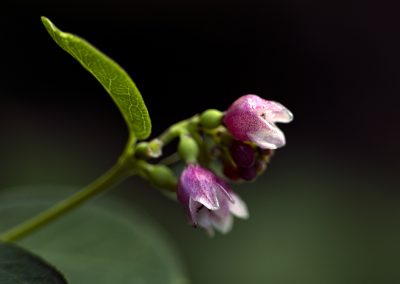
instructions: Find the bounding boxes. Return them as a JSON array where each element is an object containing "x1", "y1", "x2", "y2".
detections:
[
  {"x1": 36, "y1": 18, "x2": 295, "y2": 244},
  {"x1": 174, "y1": 94, "x2": 293, "y2": 235},
  {"x1": 137, "y1": 94, "x2": 292, "y2": 235}
]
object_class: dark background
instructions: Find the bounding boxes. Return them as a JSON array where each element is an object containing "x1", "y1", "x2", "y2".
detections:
[
  {"x1": 2, "y1": 0, "x2": 399, "y2": 173},
  {"x1": 1, "y1": 1, "x2": 399, "y2": 283}
]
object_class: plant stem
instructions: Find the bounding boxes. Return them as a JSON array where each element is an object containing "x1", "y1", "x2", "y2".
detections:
[
  {"x1": 0, "y1": 155, "x2": 134, "y2": 242},
  {"x1": 159, "y1": 152, "x2": 181, "y2": 166},
  {"x1": 0, "y1": 117, "x2": 201, "y2": 242}
]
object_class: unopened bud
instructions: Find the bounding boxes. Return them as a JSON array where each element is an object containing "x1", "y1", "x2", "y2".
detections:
[
  {"x1": 223, "y1": 163, "x2": 240, "y2": 181},
  {"x1": 148, "y1": 139, "x2": 163, "y2": 158},
  {"x1": 200, "y1": 109, "x2": 223, "y2": 129},
  {"x1": 238, "y1": 165, "x2": 258, "y2": 181},
  {"x1": 230, "y1": 141, "x2": 256, "y2": 168},
  {"x1": 148, "y1": 165, "x2": 177, "y2": 191},
  {"x1": 136, "y1": 139, "x2": 163, "y2": 159},
  {"x1": 178, "y1": 134, "x2": 199, "y2": 163}
]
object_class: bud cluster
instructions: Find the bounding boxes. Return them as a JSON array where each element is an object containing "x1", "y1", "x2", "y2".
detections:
[
  {"x1": 222, "y1": 140, "x2": 273, "y2": 182},
  {"x1": 137, "y1": 94, "x2": 293, "y2": 235}
]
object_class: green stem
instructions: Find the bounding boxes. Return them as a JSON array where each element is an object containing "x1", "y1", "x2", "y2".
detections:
[
  {"x1": 0, "y1": 117, "x2": 203, "y2": 242},
  {"x1": 158, "y1": 116, "x2": 197, "y2": 145},
  {"x1": 0, "y1": 155, "x2": 135, "y2": 242},
  {"x1": 159, "y1": 152, "x2": 181, "y2": 166}
]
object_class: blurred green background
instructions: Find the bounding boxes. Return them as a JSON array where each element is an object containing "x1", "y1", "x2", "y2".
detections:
[{"x1": 1, "y1": 0, "x2": 400, "y2": 283}]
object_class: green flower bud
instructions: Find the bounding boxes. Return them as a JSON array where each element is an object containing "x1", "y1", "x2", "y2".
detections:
[
  {"x1": 135, "y1": 139, "x2": 163, "y2": 159},
  {"x1": 148, "y1": 165, "x2": 177, "y2": 192},
  {"x1": 148, "y1": 139, "x2": 163, "y2": 158},
  {"x1": 178, "y1": 134, "x2": 199, "y2": 163},
  {"x1": 200, "y1": 109, "x2": 223, "y2": 129},
  {"x1": 135, "y1": 142, "x2": 149, "y2": 157}
]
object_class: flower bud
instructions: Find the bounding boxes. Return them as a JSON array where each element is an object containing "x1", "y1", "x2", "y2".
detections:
[
  {"x1": 148, "y1": 139, "x2": 163, "y2": 158},
  {"x1": 229, "y1": 141, "x2": 256, "y2": 168},
  {"x1": 135, "y1": 139, "x2": 163, "y2": 159},
  {"x1": 238, "y1": 165, "x2": 258, "y2": 181},
  {"x1": 178, "y1": 134, "x2": 199, "y2": 163},
  {"x1": 200, "y1": 109, "x2": 223, "y2": 129},
  {"x1": 222, "y1": 163, "x2": 240, "y2": 181},
  {"x1": 147, "y1": 165, "x2": 177, "y2": 192}
]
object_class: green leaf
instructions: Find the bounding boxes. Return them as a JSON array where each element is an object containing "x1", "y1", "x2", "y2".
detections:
[
  {"x1": 0, "y1": 185, "x2": 187, "y2": 284},
  {"x1": 41, "y1": 17, "x2": 152, "y2": 140},
  {"x1": 0, "y1": 242, "x2": 67, "y2": 284}
]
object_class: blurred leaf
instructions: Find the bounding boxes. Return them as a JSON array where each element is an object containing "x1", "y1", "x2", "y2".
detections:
[
  {"x1": 0, "y1": 185, "x2": 187, "y2": 284},
  {"x1": 41, "y1": 17, "x2": 151, "y2": 140},
  {"x1": 0, "y1": 242, "x2": 67, "y2": 284}
]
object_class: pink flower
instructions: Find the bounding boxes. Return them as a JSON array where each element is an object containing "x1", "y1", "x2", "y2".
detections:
[
  {"x1": 177, "y1": 164, "x2": 248, "y2": 235},
  {"x1": 223, "y1": 94, "x2": 293, "y2": 149}
]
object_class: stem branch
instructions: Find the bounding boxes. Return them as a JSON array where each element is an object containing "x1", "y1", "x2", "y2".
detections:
[
  {"x1": 0, "y1": 155, "x2": 134, "y2": 242},
  {"x1": 0, "y1": 117, "x2": 202, "y2": 242}
]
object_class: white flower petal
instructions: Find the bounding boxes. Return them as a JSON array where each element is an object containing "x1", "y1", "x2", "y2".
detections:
[
  {"x1": 264, "y1": 101, "x2": 294, "y2": 123},
  {"x1": 211, "y1": 213, "x2": 234, "y2": 234},
  {"x1": 229, "y1": 193, "x2": 249, "y2": 219},
  {"x1": 197, "y1": 207, "x2": 215, "y2": 236},
  {"x1": 195, "y1": 194, "x2": 220, "y2": 210},
  {"x1": 216, "y1": 184, "x2": 234, "y2": 203},
  {"x1": 188, "y1": 198, "x2": 200, "y2": 224},
  {"x1": 191, "y1": 182, "x2": 220, "y2": 210},
  {"x1": 248, "y1": 121, "x2": 286, "y2": 149}
]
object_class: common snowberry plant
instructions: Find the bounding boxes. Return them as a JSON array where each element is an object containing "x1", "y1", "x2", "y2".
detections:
[{"x1": 0, "y1": 17, "x2": 293, "y2": 281}]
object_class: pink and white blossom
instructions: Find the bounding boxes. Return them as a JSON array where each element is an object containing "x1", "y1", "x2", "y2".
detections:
[
  {"x1": 223, "y1": 94, "x2": 293, "y2": 149},
  {"x1": 177, "y1": 164, "x2": 248, "y2": 235}
]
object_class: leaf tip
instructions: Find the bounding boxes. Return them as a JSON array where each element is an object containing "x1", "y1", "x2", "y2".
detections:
[
  {"x1": 41, "y1": 16, "x2": 50, "y2": 26},
  {"x1": 41, "y1": 16, "x2": 54, "y2": 33}
]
